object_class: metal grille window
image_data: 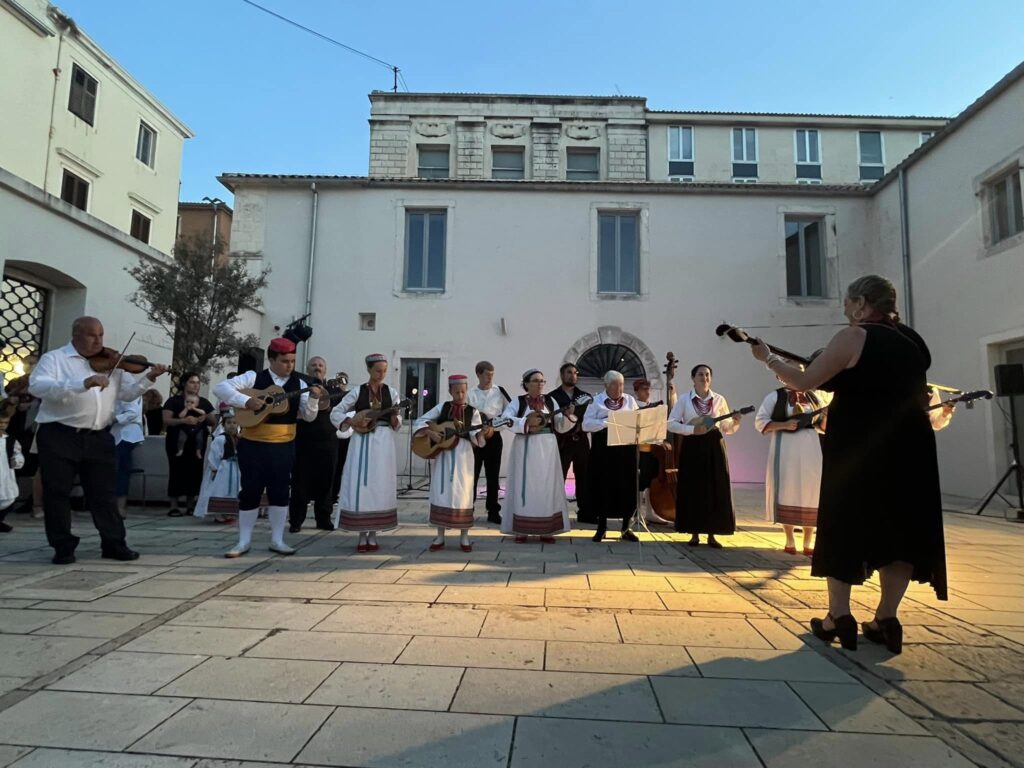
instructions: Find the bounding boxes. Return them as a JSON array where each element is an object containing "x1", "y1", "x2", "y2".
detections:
[
  {"x1": 785, "y1": 217, "x2": 826, "y2": 298},
  {"x1": 598, "y1": 212, "x2": 640, "y2": 295},
  {"x1": 575, "y1": 344, "x2": 645, "y2": 379},
  {"x1": 858, "y1": 131, "x2": 885, "y2": 181},
  {"x1": 401, "y1": 358, "x2": 439, "y2": 421},
  {"x1": 987, "y1": 168, "x2": 1024, "y2": 245},
  {"x1": 130, "y1": 210, "x2": 151, "y2": 244},
  {"x1": 0, "y1": 275, "x2": 48, "y2": 388},
  {"x1": 68, "y1": 64, "x2": 98, "y2": 125},
  {"x1": 567, "y1": 149, "x2": 599, "y2": 180},
  {"x1": 136, "y1": 121, "x2": 156, "y2": 167},
  {"x1": 404, "y1": 210, "x2": 446, "y2": 292},
  {"x1": 60, "y1": 170, "x2": 89, "y2": 211},
  {"x1": 492, "y1": 147, "x2": 525, "y2": 180},
  {"x1": 417, "y1": 147, "x2": 450, "y2": 178}
]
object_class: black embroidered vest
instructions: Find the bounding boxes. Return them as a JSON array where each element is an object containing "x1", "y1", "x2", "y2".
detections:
[{"x1": 253, "y1": 369, "x2": 302, "y2": 424}]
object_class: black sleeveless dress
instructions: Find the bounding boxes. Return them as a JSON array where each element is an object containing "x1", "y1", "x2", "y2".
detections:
[{"x1": 813, "y1": 323, "x2": 947, "y2": 599}]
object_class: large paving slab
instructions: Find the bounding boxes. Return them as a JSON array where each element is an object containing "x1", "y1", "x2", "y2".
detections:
[
  {"x1": 651, "y1": 676, "x2": 825, "y2": 730},
  {"x1": 169, "y1": 599, "x2": 338, "y2": 630},
  {"x1": 616, "y1": 612, "x2": 773, "y2": 648},
  {"x1": 480, "y1": 608, "x2": 621, "y2": 642},
  {"x1": 397, "y1": 635, "x2": 544, "y2": 670},
  {"x1": 746, "y1": 729, "x2": 977, "y2": 768},
  {"x1": 545, "y1": 640, "x2": 698, "y2": 676},
  {"x1": 8, "y1": 749, "x2": 196, "y2": 767},
  {"x1": 48, "y1": 651, "x2": 207, "y2": 694},
  {"x1": 244, "y1": 629, "x2": 411, "y2": 663},
  {"x1": 0, "y1": 634, "x2": 106, "y2": 678},
  {"x1": 157, "y1": 656, "x2": 338, "y2": 703},
  {"x1": 121, "y1": 625, "x2": 270, "y2": 655},
  {"x1": 315, "y1": 603, "x2": 486, "y2": 636},
  {"x1": 307, "y1": 661, "x2": 463, "y2": 710}
]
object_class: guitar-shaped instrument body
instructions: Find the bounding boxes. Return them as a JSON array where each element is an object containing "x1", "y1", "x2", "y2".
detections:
[
  {"x1": 235, "y1": 376, "x2": 347, "y2": 428},
  {"x1": 351, "y1": 399, "x2": 413, "y2": 434},
  {"x1": 413, "y1": 417, "x2": 513, "y2": 460},
  {"x1": 686, "y1": 405, "x2": 755, "y2": 432},
  {"x1": 524, "y1": 394, "x2": 593, "y2": 432}
]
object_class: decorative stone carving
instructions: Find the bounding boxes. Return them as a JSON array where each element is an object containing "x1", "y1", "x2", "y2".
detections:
[
  {"x1": 561, "y1": 326, "x2": 661, "y2": 387},
  {"x1": 490, "y1": 122, "x2": 527, "y2": 139},
  {"x1": 566, "y1": 123, "x2": 601, "y2": 140},
  {"x1": 414, "y1": 121, "x2": 450, "y2": 137}
]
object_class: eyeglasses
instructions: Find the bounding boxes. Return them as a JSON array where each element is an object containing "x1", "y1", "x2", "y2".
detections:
[{"x1": 528, "y1": 379, "x2": 546, "y2": 384}]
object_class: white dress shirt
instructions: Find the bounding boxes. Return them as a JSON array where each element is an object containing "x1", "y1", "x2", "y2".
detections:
[
  {"x1": 667, "y1": 389, "x2": 740, "y2": 437},
  {"x1": 29, "y1": 343, "x2": 155, "y2": 430},
  {"x1": 582, "y1": 392, "x2": 639, "y2": 432},
  {"x1": 112, "y1": 397, "x2": 145, "y2": 444},
  {"x1": 212, "y1": 370, "x2": 319, "y2": 423},
  {"x1": 468, "y1": 386, "x2": 509, "y2": 422}
]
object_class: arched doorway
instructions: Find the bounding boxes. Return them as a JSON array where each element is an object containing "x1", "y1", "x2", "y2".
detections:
[
  {"x1": 562, "y1": 326, "x2": 663, "y2": 395},
  {"x1": 0, "y1": 273, "x2": 48, "y2": 387}
]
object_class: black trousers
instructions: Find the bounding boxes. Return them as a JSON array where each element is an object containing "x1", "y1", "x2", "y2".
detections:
[
  {"x1": 472, "y1": 433, "x2": 503, "y2": 515},
  {"x1": 36, "y1": 422, "x2": 127, "y2": 553},
  {"x1": 558, "y1": 433, "x2": 590, "y2": 515},
  {"x1": 290, "y1": 437, "x2": 337, "y2": 527},
  {"x1": 237, "y1": 439, "x2": 294, "y2": 509},
  {"x1": 331, "y1": 438, "x2": 350, "y2": 504}
]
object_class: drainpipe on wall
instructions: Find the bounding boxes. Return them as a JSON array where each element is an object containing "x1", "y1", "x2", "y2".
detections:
[
  {"x1": 302, "y1": 182, "x2": 319, "y2": 367},
  {"x1": 898, "y1": 168, "x2": 915, "y2": 327},
  {"x1": 43, "y1": 27, "x2": 66, "y2": 195}
]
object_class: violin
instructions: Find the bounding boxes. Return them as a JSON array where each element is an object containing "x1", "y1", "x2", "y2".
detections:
[{"x1": 86, "y1": 347, "x2": 169, "y2": 375}]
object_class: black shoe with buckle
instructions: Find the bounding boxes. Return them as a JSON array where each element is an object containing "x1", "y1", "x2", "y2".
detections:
[{"x1": 101, "y1": 542, "x2": 140, "y2": 561}]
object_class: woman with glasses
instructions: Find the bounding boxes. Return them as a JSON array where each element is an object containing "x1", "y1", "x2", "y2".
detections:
[{"x1": 499, "y1": 369, "x2": 572, "y2": 543}]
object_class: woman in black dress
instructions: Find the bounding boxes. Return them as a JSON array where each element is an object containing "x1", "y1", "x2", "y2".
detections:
[
  {"x1": 750, "y1": 275, "x2": 945, "y2": 654},
  {"x1": 162, "y1": 372, "x2": 217, "y2": 515}
]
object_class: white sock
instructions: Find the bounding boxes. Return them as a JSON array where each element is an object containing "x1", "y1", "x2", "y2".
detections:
[
  {"x1": 358, "y1": 531, "x2": 368, "y2": 544},
  {"x1": 367, "y1": 530, "x2": 378, "y2": 546},
  {"x1": 236, "y1": 509, "x2": 258, "y2": 549},
  {"x1": 268, "y1": 505, "x2": 288, "y2": 547},
  {"x1": 460, "y1": 529, "x2": 470, "y2": 546},
  {"x1": 433, "y1": 527, "x2": 445, "y2": 546}
]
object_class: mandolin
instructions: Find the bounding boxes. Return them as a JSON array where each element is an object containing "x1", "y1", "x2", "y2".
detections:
[
  {"x1": 685, "y1": 405, "x2": 755, "y2": 432},
  {"x1": 413, "y1": 417, "x2": 512, "y2": 460},
  {"x1": 927, "y1": 389, "x2": 992, "y2": 411},
  {"x1": 350, "y1": 399, "x2": 413, "y2": 434},
  {"x1": 524, "y1": 394, "x2": 592, "y2": 432},
  {"x1": 235, "y1": 376, "x2": 347, "y2": 428}
]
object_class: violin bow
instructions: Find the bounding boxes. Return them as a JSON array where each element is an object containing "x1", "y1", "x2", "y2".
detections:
[{"x1": 109, "y1": 332, "x2": 136, "y2": 375}]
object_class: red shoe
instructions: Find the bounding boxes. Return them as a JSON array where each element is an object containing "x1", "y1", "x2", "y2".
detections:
[
  {"x1": 356, "y1": 543, "x2": 370, "y2": 553},
  {"x1": 460, "y1": 543, "x2": 473, "y2": 552},
  {"x1": 783, "y1": 546, "x2": 798, "y2": 555},
  {"x1": 368, "y1": 543, "x2": 380, "y2": 552},
  {"x1": 539, "y1": 536, "x2": 556, "y2": 544},
  {"x1": 429, "y1": 542, "x2": 445, "y2": 552},
  {"x1": 514, "y1": 536, "x2": 528, "y2": 544},
  {"x1": 803, "y1": 547, "x2": 814, "y2": 557}
]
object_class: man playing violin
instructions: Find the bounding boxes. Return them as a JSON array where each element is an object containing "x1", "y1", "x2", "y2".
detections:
[
  {"x1": 28, "y1": 317, "x2": 169, "y2": 564},
  {"x1": 213, "y1": 337, "x2": 323, "y2": 557}
]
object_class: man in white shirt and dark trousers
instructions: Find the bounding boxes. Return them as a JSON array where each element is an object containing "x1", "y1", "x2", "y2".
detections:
[
  {"x1": 29, "y1": 317, "x2": 168, "y2": 564},
  {"x1": 468, "y1": 361, "x2": 510, "y2": 525}
]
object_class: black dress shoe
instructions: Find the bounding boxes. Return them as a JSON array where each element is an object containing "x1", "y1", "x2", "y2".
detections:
[
  {"x1": 620, "y1": 529, "x2": 639, "y2": 543},
  {"x1": 289, "y1": 524, "x2": 302, "y2": 533},
  {"x1": 591, "y1": 527, "x2": 606, "y2": 543},
  {"x1": 810, "y1": 613, "x2": 858, "y2": 650},
  {"x1": 707, "y1": 536, "x2": 723, "y2": 549},
  {"x1": 52, "y1": 551, "x2": 76, "y2": 565},
  {"x1": 101, "y1": 543, "x2": 140, "y2": 561},
  {"x1": 315, "y1": 523, "x2": 335, "y2": 531},
  {"x1": 486, "y1": 514, "x2": 502, "y2": 525},
  {"x1": 862, "y1": 617, "x2": 903, "y2": 654},
  {"x1": 688, "y1": 535, "x2": 700, "y2": 546},
  {"x1": 0, "y1": 522, "x2": 12, "y2": 533}
]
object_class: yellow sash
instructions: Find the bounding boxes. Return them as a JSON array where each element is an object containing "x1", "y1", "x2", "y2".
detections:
[{"x1": 240, "y1": 422, "x2": 295, "y2": 443}]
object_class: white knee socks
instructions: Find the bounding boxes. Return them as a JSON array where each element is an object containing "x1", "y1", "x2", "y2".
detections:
[
  {"x1": 268, "y1": 505, "x2": 288, "y2": 547},
  {"x1": 236, "y1": 508, "x2": 258, "y2": 549}
]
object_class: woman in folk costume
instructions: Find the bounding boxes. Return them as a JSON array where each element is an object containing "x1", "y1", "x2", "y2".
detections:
[
  {"x1": 584, "y1": 370, "x2": 641, "y2": 543},
  {"x1": 331, "y1": 353, "x2": 401, "y2": 553},
  {"x1": 666, "y1": 364, "x2": 743, "y2": 548},
  {"x1": 415, "y1": 374, "x2": 493, "y2": 553},
  {"x1": 193, "y1": 410, "x2": 241, "y2": 523},
  {"x1": 499, "y1": 368, "x2": 572, "y2": 543},
  {"x1": 755, "y1": 376, "x2": 832, "y2": 556},
  {"x1": 0, "y1": 409, "x2": 25, "y2": 532}
]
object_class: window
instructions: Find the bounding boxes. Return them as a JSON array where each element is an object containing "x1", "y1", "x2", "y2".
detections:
[
  {"x1": 794, "y1": 129, "x2": 822, "y2": 181},
  {"x1": 567, "y1": 148, "x2": 599, "y2": 180},
  {"x1": 417, "y1": 147, "x2": 449, "y2": 179},
  {"x1": 130, "y1": 210, "x2": 151, "y2": 244},
  {"x1": 986, "y1": 168, "x2": 1023, "y2": 246},
  {"x1": 920, "y1": 131, "x2": 936, "y2": 145},
  {"x1": 404, "y1": 210, "x2": 446, "y2": 291},
  {"x1": 732, "y1": 127, "x2": 758, "y2": 180},
  {"x1": 785, "y1": 217, "x2": 826, "y2": 298},
  {"x1": 492, "y1": 147, "x2": 525, "y2": 180},
  {"x1": 136, "y1": 121, "x2": 156, "y2": 167},
  {"x1": 60, "y1": 170, "x2": 89, "y2": 211},
  {"x1": 68, "y1": 64, "x2": 98, "y2": 125},
  {"x1": 668, "y1": 125, "x2": 694, "y2": 177},
  {"x1": 858, "y1": 131, "x2": 885, "y2": 181},
  {"x1": 598, "y1": 212, "x2": 639, "y2": 294},
  {"x1": 401, "y1": 358, "x2": 439, "y2": 421}
]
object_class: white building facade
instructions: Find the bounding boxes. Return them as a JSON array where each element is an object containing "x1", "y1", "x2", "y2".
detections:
[{"x1": 222, "y1": 66, "x2": 1024, "y2": 503}]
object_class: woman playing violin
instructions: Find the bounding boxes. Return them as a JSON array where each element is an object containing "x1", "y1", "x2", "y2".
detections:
[{"x1": 666, "y1": 364, "x2": 742, "y2": 548}]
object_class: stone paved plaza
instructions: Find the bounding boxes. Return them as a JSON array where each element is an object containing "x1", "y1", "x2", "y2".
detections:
[{"x1": 0, "y1": 489, "x2": 1021, "y2": 767}]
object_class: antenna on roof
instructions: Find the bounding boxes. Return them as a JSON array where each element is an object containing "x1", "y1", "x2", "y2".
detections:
[{"x1": 614, "y1": 83, "x2": 623, "y2": 96}]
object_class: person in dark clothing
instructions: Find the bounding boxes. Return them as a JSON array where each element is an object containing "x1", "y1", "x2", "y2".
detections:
[{"x1": 548, "y1": 363, "x2": 593, "y2": 523}]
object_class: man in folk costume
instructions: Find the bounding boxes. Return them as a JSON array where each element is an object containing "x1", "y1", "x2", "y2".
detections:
[
  {"x1": 331, "y1": 353, "x2": 401, "y2": 552},
  {"x1": 289, "y1": 355, "x2": 344, "y2": 533},
  {"x1": 213, "y1": 337, "x2": 322, "y2": 558},
  {"x1": 415, "y1": 374, "x2": 494, "y2": 552},
  {"x1": 548, "y1": 362, "x2": 594, "y2": 523},
  {"x1": 468, "y1": 360, "x2": 510, "y2": 524},
  {"x1": 500, "y1": 368, "x2": 572, "y2": 542},
  {"x1": 755, "y1": 375, "x2": 832, "y2": 556}
]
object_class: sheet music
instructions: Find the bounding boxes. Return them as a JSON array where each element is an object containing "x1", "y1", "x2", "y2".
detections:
[{"x1": 607, "y1": 404, "x2": 667, "y2": 447}]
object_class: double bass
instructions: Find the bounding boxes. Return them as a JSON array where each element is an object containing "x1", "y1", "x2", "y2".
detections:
[{"x1": 646, "y1": 352, "x2": 680, "y2": 522}]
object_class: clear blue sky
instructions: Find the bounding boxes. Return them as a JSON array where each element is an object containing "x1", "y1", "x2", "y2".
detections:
[{"x1": 56, "y1": 0, "x2": 1024, "y2": 203}]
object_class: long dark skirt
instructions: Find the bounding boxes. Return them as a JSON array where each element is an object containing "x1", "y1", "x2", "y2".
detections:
[
  {"x1": 165, "y1": 435, "x2": 205, "y2": 498},
  {"x1": 674, "y1": 431, "x2": 736, "y2": 535},
  {"x1": 588, "y1": 429, "x2": 638, "y2": 520}
]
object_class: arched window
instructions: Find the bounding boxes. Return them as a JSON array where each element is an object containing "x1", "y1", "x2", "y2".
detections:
[{"x1": 575, "y1": 344, "x2": 645, "y2": 379}]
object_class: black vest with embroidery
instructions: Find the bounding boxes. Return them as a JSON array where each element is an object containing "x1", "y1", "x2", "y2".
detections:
[
  {"x1": 354, "y1": 383, "x2": 393, "y2": 423},
  {"x1": 516, "y1": 394, "x2": 555, "y2": 418},
  {"x1": 438, "y1": 401, "x2": 476, "y2": 427},
  {"x1": 254, "y1": 369, "x2": 302, "y2": 424},
  {"x1": 770, "y1": 388, "x2": 820, "y2": 425}
]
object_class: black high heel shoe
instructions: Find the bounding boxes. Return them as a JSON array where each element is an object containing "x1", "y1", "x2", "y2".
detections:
[
  {"x1": 810, "y1": 613, "x2": 858, "y2": 650},
  {"x1": 862, "y1": 617, "x2": 903, "y2": 654}
]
